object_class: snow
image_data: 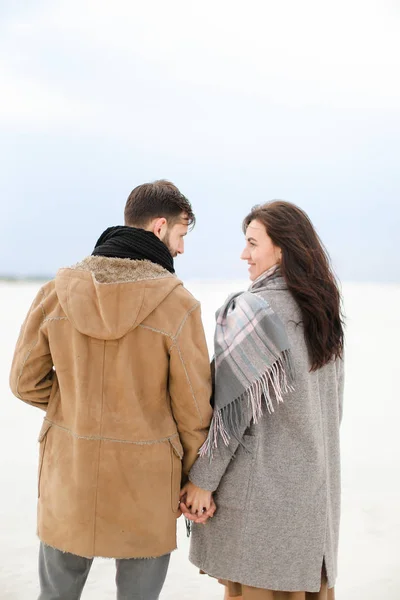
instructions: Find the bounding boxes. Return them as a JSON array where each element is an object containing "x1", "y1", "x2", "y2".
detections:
[{"x1": 1, "y1": 280, "x2": 399, "y2": 599}]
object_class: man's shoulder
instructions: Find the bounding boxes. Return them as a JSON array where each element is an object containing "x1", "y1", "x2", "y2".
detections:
[
  {"x1": 34, "y1": 279, "x2": 57, "y2": 308},
  {"x1": 142, "y1": 281, "x2": 201, "y2": 337},
  {"x1": 169, "y1": 281, "x2": 199, "y2": 308},
  {"x1": 40, "y1": 278, "x2": 56, "y2": 295},
  {"x1": 36, "y1": 279, "x2": 64, "y2": 319}
]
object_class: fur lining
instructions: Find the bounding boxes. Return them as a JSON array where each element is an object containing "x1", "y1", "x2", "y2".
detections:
[
  {"x1": 38, "y1": 537, "x2": 176, "y2": 560},
  {"x1": 71, "y1": 256, "x2": 175, "y2": 284}
]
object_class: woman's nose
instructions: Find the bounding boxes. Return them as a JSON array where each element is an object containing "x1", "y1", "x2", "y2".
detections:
[{"x1": 240, "y1": 247, "x2": 249, "y2": 260}]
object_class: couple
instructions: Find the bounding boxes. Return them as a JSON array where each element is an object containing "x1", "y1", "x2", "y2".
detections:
[{"x1": 9, "y1": 180, "x2": 344, "y2": 600}]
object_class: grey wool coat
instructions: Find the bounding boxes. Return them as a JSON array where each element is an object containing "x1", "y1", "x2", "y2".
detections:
[{"x1": 189, "y1": 276, "x2": 344, "y2": 593}]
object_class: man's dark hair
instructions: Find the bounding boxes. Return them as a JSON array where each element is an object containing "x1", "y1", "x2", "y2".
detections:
[{"x1": 124, "y1": 180, "x2": 195, "y2": 229}]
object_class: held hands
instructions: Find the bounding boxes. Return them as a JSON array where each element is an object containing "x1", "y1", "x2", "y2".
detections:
[{"x1": 179, "y1": 481, "x2": 217, "y2": 524}]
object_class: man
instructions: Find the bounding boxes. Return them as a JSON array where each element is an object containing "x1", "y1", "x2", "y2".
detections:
[{"x1": 9, "y1": 180, "x2": 212, "y2": 600}]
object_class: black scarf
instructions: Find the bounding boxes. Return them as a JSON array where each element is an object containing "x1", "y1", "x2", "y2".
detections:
[{"x1": 92, "y1": 226, "x2": 175, "y2": 274}]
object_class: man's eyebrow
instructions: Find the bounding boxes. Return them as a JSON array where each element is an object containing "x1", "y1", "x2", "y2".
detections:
[{"x1": 246, "y1": 236, "x2": 257, "y2": 242}]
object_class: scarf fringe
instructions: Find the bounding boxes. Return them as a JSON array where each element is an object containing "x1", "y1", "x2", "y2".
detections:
[{"x1": 200, "y1": 349, "x2": 295, "y2": 459}]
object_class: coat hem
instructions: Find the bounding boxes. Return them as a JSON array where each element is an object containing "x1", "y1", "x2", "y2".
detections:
[
  {"x1": 38, "y1": 535, "x2": 176, "y2": 560},
  {"x1": 189, "y1": 557, "x2": 335, "y2": 594}
]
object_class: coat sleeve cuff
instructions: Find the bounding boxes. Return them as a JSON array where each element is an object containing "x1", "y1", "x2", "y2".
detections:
[{"x1": 188, "y1": 454, "x2": 227, "y2": 492}]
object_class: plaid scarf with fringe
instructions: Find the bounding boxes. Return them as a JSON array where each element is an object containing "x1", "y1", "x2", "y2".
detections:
[{"x1": 200, "y1": 265, "x2": 295, "y2": 459}]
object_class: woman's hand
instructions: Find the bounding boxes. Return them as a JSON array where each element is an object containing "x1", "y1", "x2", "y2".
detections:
[
  {"x1": 179, "y1": 481, "x2": 212, "y2": 516},
  {"x1": 180, "y1": 496, "x2": 217, "y2": 524}
]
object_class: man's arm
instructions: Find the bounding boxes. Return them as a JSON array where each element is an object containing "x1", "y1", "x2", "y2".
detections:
[
  {"x1": 168, "y1": 303, "x2": 213, "y2": 479},
  {"x1": 9, "y1": 286, "x2": 54, "y2": 410}
]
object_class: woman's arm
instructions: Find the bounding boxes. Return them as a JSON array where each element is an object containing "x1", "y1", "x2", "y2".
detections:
[{"x1": 188, "y1": 400, "x2": 253, "y2": 492}]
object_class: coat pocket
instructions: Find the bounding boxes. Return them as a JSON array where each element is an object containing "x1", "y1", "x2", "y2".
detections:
[
  {"x1": 169, "y1": 436, "x2": 183, "y2": 513},
  {"x1": 38, "y1": 420, "x2": 52, "y2": 498},
  {"x1": 214, "y1": 433, "x2": 258, "y2": 509}
]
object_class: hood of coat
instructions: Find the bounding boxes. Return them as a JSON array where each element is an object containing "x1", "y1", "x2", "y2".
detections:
[{"x1": 55, "y1": 255, "x2": 181, "y2": 340}]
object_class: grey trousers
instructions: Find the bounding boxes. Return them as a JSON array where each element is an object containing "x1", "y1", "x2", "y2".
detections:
[{"x1": 38, "y1": 543, "x2": 171, "y2": 600}]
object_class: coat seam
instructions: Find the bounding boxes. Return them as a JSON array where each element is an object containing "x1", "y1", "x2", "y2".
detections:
[
  {"x1": 237, "y1": 438, "x2": 258, "y2": 578},
  {"x1": 93, "y1": 341, "x2": 106, "y2": 556},
  {"x1": 174, "y1": 302, "x2": 200, "y2": 340},
  {"x1": 43, "y1": 316, "x2": 68, "y2": 323},
  {"x1": 16, "y1": 322, "x2": 47, "y2": 400},
  {"x1": 317, "y1": 368, "x2": 330, "y2": 584},
  {"x1": 138, "y1": 324, "x2": 173, "y2": 339},
  {"x1": 65, "y1": 276, "x2": 79, "y2": 331},
  {"x1": 172, "y1": 340, "x2": 204, "y2": 426},
  {"x1": 169, "y1": 437, "x2": 184, "y2": 459},
  {"x1": 16, "y1": 341, "x2": 39, "y2": 399},
  {"x1": 139, "y1": 302, "x2": 200, "y2": 343},
  {"x1": 40, "y1": 287, "x2": 47, "y2": 319},
  {"x1": 42, "y1": 418, "x2": 180, "y2": 445}
]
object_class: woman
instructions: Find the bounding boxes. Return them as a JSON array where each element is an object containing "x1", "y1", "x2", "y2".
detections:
[{"x1": 180, "y1": 201, "x2": 345, "y2": 599}]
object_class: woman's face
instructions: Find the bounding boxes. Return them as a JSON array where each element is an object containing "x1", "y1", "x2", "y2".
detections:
[{"x1": 241, "y1": 219, "x2": 282, "y2": 281}]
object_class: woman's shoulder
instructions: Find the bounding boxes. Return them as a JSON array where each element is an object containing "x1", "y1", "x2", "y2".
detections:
[{"x1": 257, "y1": 287, "x2": 300, "y2": 316}]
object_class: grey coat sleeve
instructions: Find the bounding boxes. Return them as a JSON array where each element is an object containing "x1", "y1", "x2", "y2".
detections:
[{"x1": 188, "y1": 402, "x2": 252, "y2": 492}]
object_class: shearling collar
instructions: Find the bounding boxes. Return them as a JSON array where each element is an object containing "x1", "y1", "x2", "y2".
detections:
[{"x1": 72, "y1": 255, "x2": 175, "y2": 285}]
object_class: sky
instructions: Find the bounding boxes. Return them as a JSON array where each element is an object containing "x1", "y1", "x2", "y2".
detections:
[{"x1": 0, "y1": 0, "x2": 399, "y2": 282}]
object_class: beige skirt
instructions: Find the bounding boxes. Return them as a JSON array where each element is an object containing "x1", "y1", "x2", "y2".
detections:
[{"x1": 219, "y1": 570, "x2": 334, "y2": 599}]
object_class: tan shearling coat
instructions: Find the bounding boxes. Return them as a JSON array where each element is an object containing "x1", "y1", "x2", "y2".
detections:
[{"x1": 9, "y1": 256, "x2": 212, "y2": 559}]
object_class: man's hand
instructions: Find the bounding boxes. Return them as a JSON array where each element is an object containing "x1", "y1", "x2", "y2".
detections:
[
  {"x1": 179, "y1": 481, "x2": 212, "y2": 516},
  {"x1": 180, "y1": 496, "x2": 217, "y2": 524}
]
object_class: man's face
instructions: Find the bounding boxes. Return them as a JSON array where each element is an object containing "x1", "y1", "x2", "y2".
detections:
[{"x1": 162, "y1": 219, "x2": 188, "y2": 257}]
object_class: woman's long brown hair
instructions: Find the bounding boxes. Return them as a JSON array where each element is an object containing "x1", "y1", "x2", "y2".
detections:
[{"x1": 243, "y1": 201, "x2": 344, "y2": 371}]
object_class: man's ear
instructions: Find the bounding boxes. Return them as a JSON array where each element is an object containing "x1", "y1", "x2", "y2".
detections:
[{"x1": 150, "y1": 217, "x2": 167, "y2": 240}]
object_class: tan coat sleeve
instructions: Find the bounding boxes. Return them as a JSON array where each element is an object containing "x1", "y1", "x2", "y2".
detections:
[
  {"x1": 9, "y1": 286, "x2": 54, "y2": 410},
  {"x1": 168, "y1": 303, "x2": 212, "y2": 478}
]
